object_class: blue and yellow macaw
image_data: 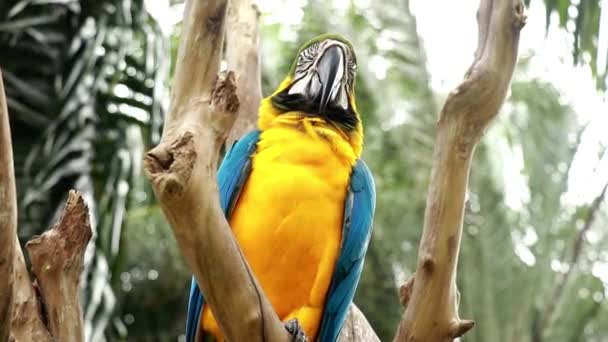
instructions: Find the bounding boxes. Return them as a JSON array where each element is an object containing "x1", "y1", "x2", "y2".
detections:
[{"x1": 185, "y1": 34, "x2": 375, "y2": 342}]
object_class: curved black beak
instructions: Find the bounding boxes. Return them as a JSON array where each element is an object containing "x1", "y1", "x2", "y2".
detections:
[
  {"x1": 272, "y1": 42, "x2": 352, "y2": 119},
  {"x1": 316, "y1": 45, "x2": 345, "y2": 113}
]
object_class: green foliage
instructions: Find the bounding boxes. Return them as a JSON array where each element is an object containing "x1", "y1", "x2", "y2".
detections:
[
  {"x1": 0, "y1": 0, "x2": 167, "y2": 340},
  {"x1": 458, "y1": 75, "x2": 589, "y2": 342},
  {"x1": 115, "y1": 205, "x2": 190, "y2": 340}
]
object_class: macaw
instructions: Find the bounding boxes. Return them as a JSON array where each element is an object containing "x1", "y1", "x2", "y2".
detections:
[{"x1": 185, "y1": 34, "x2": 375, "y2": 342}]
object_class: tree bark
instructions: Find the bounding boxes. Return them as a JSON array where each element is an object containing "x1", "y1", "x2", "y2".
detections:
[
  {"x1": 9, "y1": 238, "x2": 52, "y2": 342},
  {"x1": 143, "y1": 0, "x2": 290, "y2": 341},
  {"x1": 8, "y1": 192, "x2": 92, "y2": 342},
  {"x1": 26, "y1": 191, "x2": 91, "y2": 342},
  {"x1": 225, "y1": 1, "x2": 262, "y2": 146},
  {"x1": 8, "y1": 191, "x2": 92, "y2": 342},
  {"x1": 393, "y1": 1, "x2": 526, "y2": 341},
  {"x1": 0, "y1": 68, "x2": 17, "y2": 342},
  {"x1": 338, "y1": 305, "x2": 380, "y2": 342}
]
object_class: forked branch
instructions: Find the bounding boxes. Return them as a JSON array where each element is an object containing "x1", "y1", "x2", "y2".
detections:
[
  {"x1": 143, "y1": 0, "x2": 289, "y2": 340},
  {"x1": 1, "y1": 69, "x2": 91, "y2": 342}
]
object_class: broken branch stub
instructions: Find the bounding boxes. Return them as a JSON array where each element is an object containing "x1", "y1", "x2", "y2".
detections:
[
  {"x1": 26, "y1": 190, "x2": 92, "y2": 342},
  {"x1": 145, "y1": 71, "x2": 239, "y2": 201}
]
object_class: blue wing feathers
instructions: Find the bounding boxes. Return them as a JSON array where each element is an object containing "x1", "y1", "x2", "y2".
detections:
[
  {"x1": 185, "y1": 132, "x2": 375, "y2": 342},
  {"x1": 218, "y1": 130, "x2": 261, "y2": 213},
  {"x1": 318, "y1": 159, "x2": 376, "y2": 342},
  {"x1": 185, "y1": 130, "x2": 261, "y2": 342},
  {"x1": 185, "y1": 278, "x2": 203, "y2": 341}
]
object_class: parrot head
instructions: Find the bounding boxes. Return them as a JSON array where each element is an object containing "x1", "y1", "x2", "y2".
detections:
[{"x1": 265, "y1": 34, "x2": 360, "y2": 131}]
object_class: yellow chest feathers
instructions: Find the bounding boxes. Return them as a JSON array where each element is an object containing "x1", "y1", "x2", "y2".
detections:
[{"x1": 201, "y1": 115, "x2": 359, "y2": 340}]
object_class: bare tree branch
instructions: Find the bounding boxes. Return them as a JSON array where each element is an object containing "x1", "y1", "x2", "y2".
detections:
[
  {"x1": 143, "y1": 0, "x2": 289, "y2": 340},
  {"x1": 393, "y1": 0, "x2": 526, "y2": 341},
  {"x1": 225, "y1": 1, "x2": 262, "y2": 146},
  {"x1": 338, "y1": 305, "x2": 380, "y2": 342},
  {"x1": 0, "y1": 68, "x2": 17, "y2": 342},
  {"x1": 539, "y1": 182, "x2": 608, "y2": 338},
  {"x1": 9, "y1": 238, "x2": 52, "y2": 342}
]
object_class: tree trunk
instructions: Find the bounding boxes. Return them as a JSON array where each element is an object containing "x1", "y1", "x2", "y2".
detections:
[{"x1": 0, "y1": 69, "x2": 17, "y2": 342}]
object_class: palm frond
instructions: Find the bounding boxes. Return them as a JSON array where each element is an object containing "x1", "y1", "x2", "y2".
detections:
[
  {"x1": 541, "y1": 0, "x2": 607, "y2": 89},
  {"x1": 0, "y1": 0, "x2": 167, "y2": 340}
]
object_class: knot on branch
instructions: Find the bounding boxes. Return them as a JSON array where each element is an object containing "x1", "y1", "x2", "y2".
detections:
[
  {"x1": 144, "y1": 72, "x2": 240, "y2": 200},
  {"x1": 210, "y1": 71, "x2": 240, "y2": 138},
  {"x1": 449, "y1": 319, "x2": 475, "y2": 338},
  {"x1": 399, "y1": 274, "x2": 415, "y2": 307},
  {"x1": 513, "y1": 1, "x2": 527, "y2": 30},
  {"x1": 212, "y1": 71, "x2": 239, "y2": 113},
  {"x1": 144, "y1": 132, "x2": 196, "y2": 199}
]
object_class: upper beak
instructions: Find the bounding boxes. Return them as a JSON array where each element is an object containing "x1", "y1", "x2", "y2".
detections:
[{"x1": 315, "y1": 45, "x2": 345, "y2": 113}]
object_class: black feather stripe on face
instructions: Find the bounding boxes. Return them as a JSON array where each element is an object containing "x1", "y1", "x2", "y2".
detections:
[{"x1": 271, "y1": 86, "x2": 359, "y2": 131}]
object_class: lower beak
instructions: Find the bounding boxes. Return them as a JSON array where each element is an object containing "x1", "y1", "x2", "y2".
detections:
[{"x1": 316, "y1": 45, "x2": 345, "y2": 113}]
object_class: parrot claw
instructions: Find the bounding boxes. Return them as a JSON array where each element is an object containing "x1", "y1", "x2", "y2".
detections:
[{"x1": 284, "y1": 319, "x2": 308, "y2": 342}]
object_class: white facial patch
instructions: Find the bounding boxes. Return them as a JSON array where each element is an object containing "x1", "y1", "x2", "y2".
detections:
[
  {"x1": 289, "y1": 70, "x2": 322, "y2": 96},
  {"x1": 337, "y1": 85, "x2": 349, "y2": 109}
]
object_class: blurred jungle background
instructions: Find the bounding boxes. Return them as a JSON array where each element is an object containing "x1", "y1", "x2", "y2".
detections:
[{"x1": 1, "y1": 0, "x2": 607, "y2": 341}]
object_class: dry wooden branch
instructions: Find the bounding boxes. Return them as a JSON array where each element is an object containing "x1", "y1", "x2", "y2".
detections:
[
  {"x1": 1, "y1": 68, "x2": 51, "y2": 342},
  {"x1": 26, "y1": 191, "x2": 91, "y2": 342},
  {"x1": 393, "y1": 1, "x2": 526, "y2": 341},
  {"x1": 338, "y1": 305, "x2": 380, "y2": 342},
  {"x1": 2, "y1": 70, "x2": 89, "y2": 341},
  {"x1": 539, "y1": 182, "x2": 608, "y2": 337},
  {"x1": 9, "y1": 192, "x2": 91, "y2": 342},
  {"x1": 0, "y1": 68, "x2": 17, "y2": 342},
  {"x1": 225, "y1": 1, "x2": 262, "y2": 146},
  {"x1": 9, "y1": 240, "x2": 52, "y2": 342},
  {"x1": 144, "y1": 0, "x2": 289, "y2": 340}
]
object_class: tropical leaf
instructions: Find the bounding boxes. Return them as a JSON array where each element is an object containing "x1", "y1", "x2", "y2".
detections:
[{"x1": 540, "y1": 0, "x2": 607, "y2": 89}]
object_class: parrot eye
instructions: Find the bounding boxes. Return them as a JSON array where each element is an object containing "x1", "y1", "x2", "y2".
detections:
[
  {"x1": 347, "y1": 58, "x2": 357, "y2": 88},
  {"x1": 296, "y1": 42, "x2": 320, "y2": 74}
]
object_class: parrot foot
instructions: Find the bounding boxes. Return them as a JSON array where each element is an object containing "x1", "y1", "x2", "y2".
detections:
[{"x1": 284, "y1": 319, "x2": 308, "y2": 342}]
